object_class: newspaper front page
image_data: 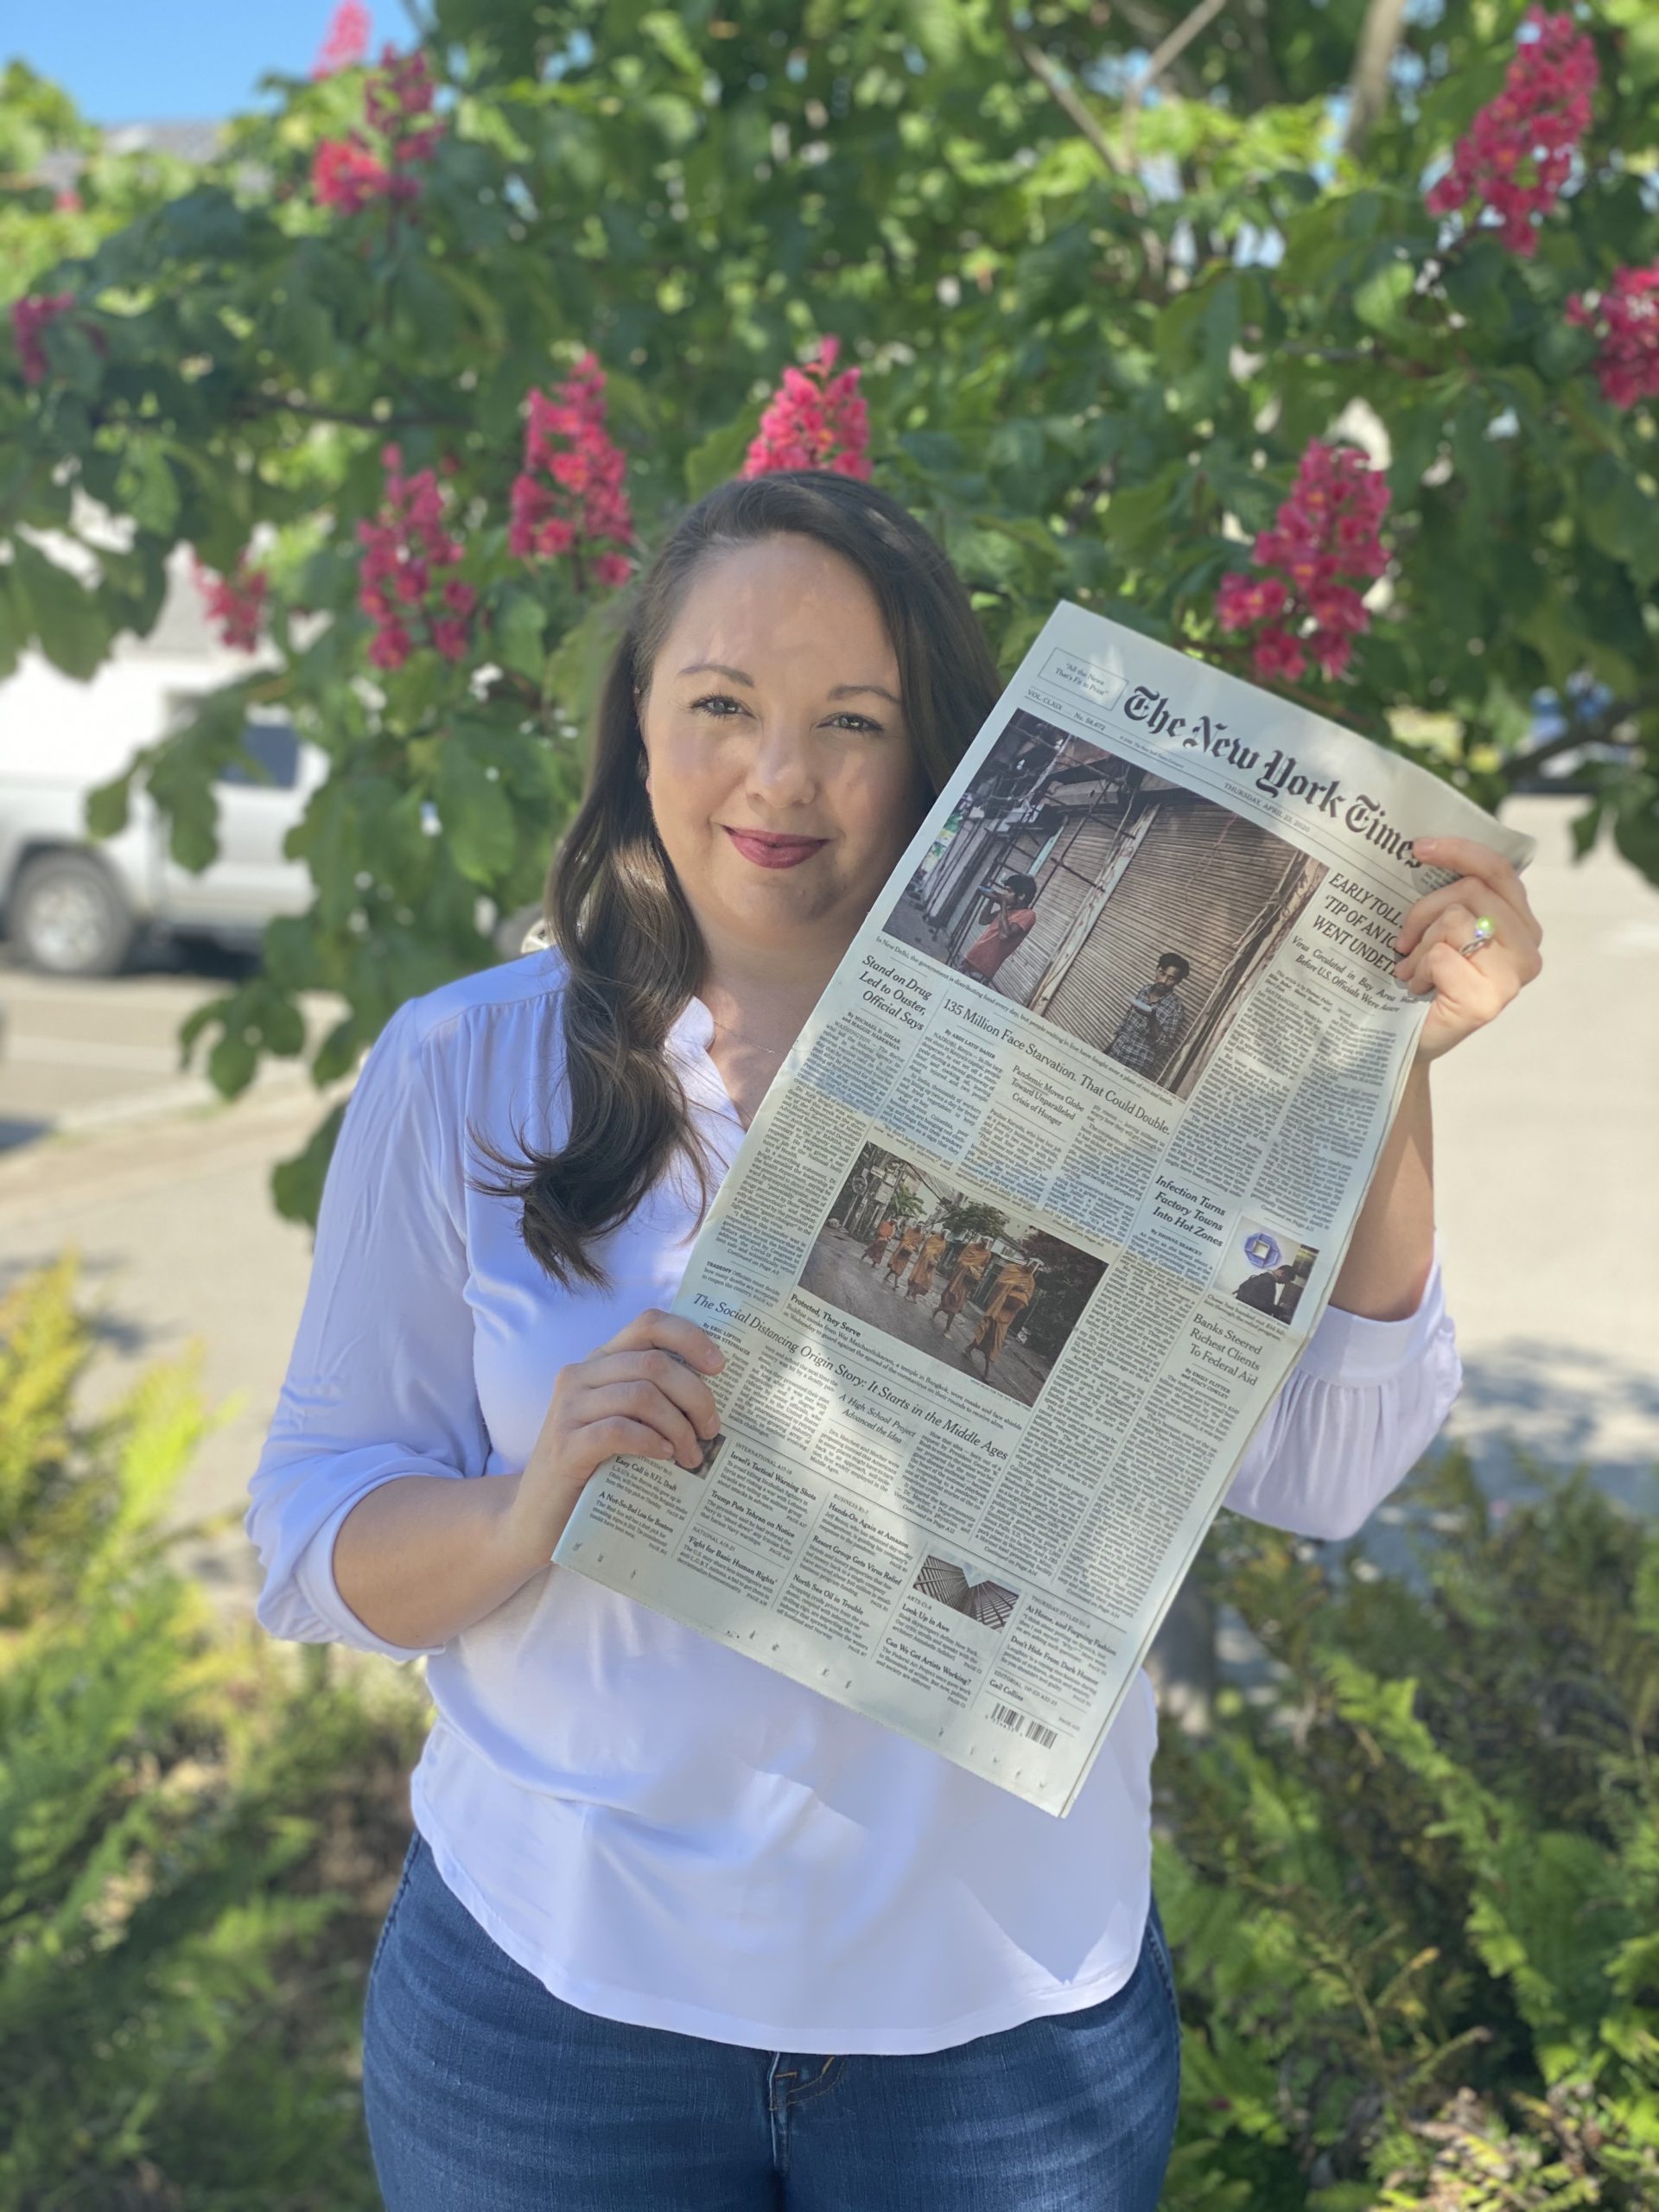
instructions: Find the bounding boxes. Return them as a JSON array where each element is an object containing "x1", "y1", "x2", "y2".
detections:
[{"x1": 553, "y1": 602, "x2": 1535, "y2": 1815}]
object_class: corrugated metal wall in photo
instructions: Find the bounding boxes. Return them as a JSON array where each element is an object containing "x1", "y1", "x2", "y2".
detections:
[
  {"x1": 995, "y1": 814, "x2": 1128, "y2": 1006},
  {"x1": 1038, "y1": 802, "x2": 1302, "y2": 1071}
]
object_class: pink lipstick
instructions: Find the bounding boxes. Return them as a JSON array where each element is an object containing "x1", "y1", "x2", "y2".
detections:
[{"x1": 722, "y1": 827, "x2": 829, "y2": 869}]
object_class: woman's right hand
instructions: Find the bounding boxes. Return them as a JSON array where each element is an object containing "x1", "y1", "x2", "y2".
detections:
[{"x1": 502, "y1": 1307, "x2": 726, "y2": 1564}]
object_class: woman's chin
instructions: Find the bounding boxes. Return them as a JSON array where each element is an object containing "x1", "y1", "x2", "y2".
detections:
[{"x1": 712, "y1": 874, "x2": 867, "y2": 951}]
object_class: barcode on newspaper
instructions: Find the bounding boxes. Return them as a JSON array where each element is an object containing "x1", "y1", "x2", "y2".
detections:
[{"x1": 990, "y1": 1702, "x2": 1058, "y2": 1751}]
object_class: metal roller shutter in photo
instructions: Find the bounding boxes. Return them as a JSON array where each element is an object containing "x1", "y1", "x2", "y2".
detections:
[
  {"x1": 994, "y1": 814, "x2": 1127, "y2": 1007},
  {"x1": 1039, "y1": 803, "x2": 1304, "y2": 1065}
]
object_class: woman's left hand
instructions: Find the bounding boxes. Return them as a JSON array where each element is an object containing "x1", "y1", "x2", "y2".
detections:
[{"x1": 1394, "y1": 834, "x2": 1543, "y2": 1064}]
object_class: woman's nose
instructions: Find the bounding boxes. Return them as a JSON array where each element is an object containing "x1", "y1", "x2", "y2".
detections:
[{"x1": 746, "y1": 721, "x2": 818, "y2": 806}]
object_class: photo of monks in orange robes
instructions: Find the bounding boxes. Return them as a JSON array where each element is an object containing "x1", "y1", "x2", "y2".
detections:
[{"x1": 800, "y1": 1142, "x2": 1109, "y2": 1409}]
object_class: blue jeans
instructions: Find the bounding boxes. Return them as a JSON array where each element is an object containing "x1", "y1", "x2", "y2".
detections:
[{"x1": 362, "y1": 1829, "x2": 1181, "y2": 2210}]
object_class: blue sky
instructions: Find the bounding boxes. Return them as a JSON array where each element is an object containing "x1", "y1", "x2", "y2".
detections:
[{"x1": 9, "y1": 0, "x2": 363, "y2": 124}]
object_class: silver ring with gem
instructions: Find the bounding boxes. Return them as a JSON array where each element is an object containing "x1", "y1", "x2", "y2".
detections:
[{"x1": 1459, "y1": 915, "x2": 1497, "y2": 958}]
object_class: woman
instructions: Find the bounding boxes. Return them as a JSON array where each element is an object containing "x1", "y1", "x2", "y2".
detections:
[{"x1": 245, "y1": 470, "x2": 1541, "y2": 2212}]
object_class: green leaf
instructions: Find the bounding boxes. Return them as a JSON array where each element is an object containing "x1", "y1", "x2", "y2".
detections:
[
  {"x1": 435, "y1": 739, "x2": 516, "y2": 887},
  {"x1": 544, "y1": 592, "x2": 631, "y2": 741},
  {"x1": 493, "y1": 590, "x2": 549, "y2": 683},
  {"x1": 1568, "y1": 800, "x2": 1603, "y2": 859},
  {"x1": 1353, "y1": 254, "x2": 1414, "y2": 338},
  {"x1": 11, "y1": 541, "x2": 111, "y2": 680},
  {"x1": 1532, "y1": 318, "x2": 1592, "y2": 383},
  {"x1": 272, "y1": 1099, "x2": 346, "y2": 1224},
  {"x1": 208, "y1": 1032, "x2": 257, "y2": 1097},
  {"x1": 1580, "y1": 454, "x2": 1656, "y2": 578},
  {"x1": 1611, "y1": 785, "x2": 1659, "y2": 880},
  {"x1": 684, "y1": 413, "x2": 756, "y2": 501},
  {"x1": 84, "y1": 767, "x2": 135, "y2": 839},
  {"x1": 987, "y1": 419, "x2": 1046, "y2": 478},
  {"x1": 113, "y1": 441, "x2": 181, "y2": 537}
]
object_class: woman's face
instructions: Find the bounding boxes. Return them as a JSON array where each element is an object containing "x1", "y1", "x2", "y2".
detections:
[{"x1": 637, "y1": 534, "x2": 926, "y2": 978}]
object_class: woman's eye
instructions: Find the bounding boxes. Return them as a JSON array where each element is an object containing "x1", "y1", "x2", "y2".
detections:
[
  {"x1": 827, "y1": 711, "x2": 884, "y2": 734},
  {"x1": 690, "y1": 693, "x2": 746, "y2": 718}
]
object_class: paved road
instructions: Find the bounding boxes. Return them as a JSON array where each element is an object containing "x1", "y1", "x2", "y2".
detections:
[
  {"x1": 1428, "y1": 799, "x2": 1659, "y2": 1507},
  {"x1": 0, "y1": 939, "x2": 348, "y2": 1147},
  {"x1": 0, "y1": 940, "x2": 353, "y2": 1609},
  {"x1": 0, "y1": 797, "x2": 1653, "y2": 1640}
]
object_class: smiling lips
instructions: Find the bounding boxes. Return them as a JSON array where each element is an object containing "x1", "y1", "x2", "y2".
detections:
[{"x1": 722, "y1": 826, "x2": 830, "y2": 869}]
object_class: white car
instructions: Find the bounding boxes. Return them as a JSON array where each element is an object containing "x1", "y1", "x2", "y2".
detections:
[{"x1": 0, "y1": 653, "x2": 538, "y2": 976}]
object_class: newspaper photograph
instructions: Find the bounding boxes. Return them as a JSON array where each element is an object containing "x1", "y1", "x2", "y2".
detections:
[{"x1": 553, "y1": 601, "x2": 1536, "y2": 1815}]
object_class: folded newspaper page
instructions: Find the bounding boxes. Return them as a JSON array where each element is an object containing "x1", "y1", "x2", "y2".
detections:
[{"x1": 554, "y1": 601, "x2": 1535, "y2": 1815}]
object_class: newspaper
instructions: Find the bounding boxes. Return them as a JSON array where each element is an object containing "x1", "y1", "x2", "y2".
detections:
[{"x1": 553, "y1": 601, "x2": 1535, "y2": 1815}]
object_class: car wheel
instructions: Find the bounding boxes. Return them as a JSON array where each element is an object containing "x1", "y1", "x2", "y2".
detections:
[{"x1": 10, "y1": 851, "x2": 139, "y2": 977}]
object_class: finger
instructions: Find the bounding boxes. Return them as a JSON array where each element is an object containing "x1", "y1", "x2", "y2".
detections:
[
  {"x1": 587, "y1": 1348, "x2": 721, "y2": 1439},
  {"x1": 1396, "y1": 899, "x2": 1541, "y2": 989},
  {"x1": 1402, "y1": 911, "x2": 1523, "y2": 1007},
  {"x1": 581, "y1": 1380, "x2": 708, "y2": 1468},
  {"x1": 607, "y1": 1306, "x2": 726, "y2": 1373},
  {"x1": 1396, "y1": 878, "x2": 1538, "y2": 958},
  {"x1": 1411, "y1": 836, "x2": 1541, "y2": 944},
  {"x1": 1413, "y1": 938, "x2": 1520, "y2": 1049},
  {"x1": 583, "y1": 1415, "x2": 688, "y2": 1467},
  {"x1": 1396, "y1": 903, "x2": 1489, "y2": 992}
]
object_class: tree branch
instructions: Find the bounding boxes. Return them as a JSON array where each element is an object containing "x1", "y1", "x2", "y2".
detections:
[
  {"x1": 1496, "y1": 686, "x2": 1659, "y2": 785},
  {"x1": 1001, "y1": 3, "x2": 1131, "y2": 179},
  {"x1": 1341, "y1": 0, "x2": 1411, "y2": 160},
  {"x1": 1109, "y1": 3, "x2": 1208, "y2": 97},
  {"x1": 1122, "y1": 0, "x2": 1231, "y2": 166}
]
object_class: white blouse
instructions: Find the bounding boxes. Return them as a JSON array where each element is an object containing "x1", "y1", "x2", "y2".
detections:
[{"x1": 245, "y1": 951, "x2": 1461, "y2": 2056}]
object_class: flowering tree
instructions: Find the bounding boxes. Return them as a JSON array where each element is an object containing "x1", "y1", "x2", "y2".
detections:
[{"x1": 0, "y1": 0, "x2": 1654, "y2": 1236}]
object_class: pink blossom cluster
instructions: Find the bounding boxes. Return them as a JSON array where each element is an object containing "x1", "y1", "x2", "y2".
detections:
[
  {"x1": 741, "y1": 337, "x2": 872, "y2": 480},
  {"x1": 1567, "y1": 262, "x2": 1659, "y2": 410},
  {"x1": 1216, "y1": 440, "x2": 1391, "y2": 683},
  {"x1": 508, "y1": 354, "x2": 633, "y2": 588},
  {"x1": 312, "y1": 0, "x2": 372, "y2": 77},
  {"x1": 311, "y1": 45, "x2": 444, "y2": 215},
  {"x1": 192, "y1": 552, "x2": 269, "y2": 653},
  {"x1": 356, "y1": 444, "x2": 476, "y2": 670},
  {"x1": 11, "y1": 292, "x2": 77, "y2": 385},
  {"x1": 1424, "y1": 6, "x2": 1599, "y2": 257}
]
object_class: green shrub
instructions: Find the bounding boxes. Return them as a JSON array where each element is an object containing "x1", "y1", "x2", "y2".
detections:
[
  {"x1": 0, "y1": 1255, "x2": 428, "y2": 2211},
  {"x1": 6, "y1": 1248, "x2": 1655, "y2": 2208},
  {"x1": 1155, "y1": 1447, "x2": 1659, "y2": 2210}
]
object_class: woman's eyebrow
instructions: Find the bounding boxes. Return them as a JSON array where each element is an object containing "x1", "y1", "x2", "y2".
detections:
[
  {"x1": 677, "y1": 660, "x2": 753, "y2": 684},
  {"x1": 676, "y1": 664, "x2": 901, "y2": 709},
  {"x1": 830, "y1": 683, "x2": 902, "y2": 705}
]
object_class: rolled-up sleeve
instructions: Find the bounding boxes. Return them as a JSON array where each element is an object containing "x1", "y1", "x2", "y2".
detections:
[
  {"x1": 244, "y1": 998, "x2": 488, "y2": 1659},
  {"x1": 1221, "y1": 1254, "x2": 1460, "y2": 1542}
]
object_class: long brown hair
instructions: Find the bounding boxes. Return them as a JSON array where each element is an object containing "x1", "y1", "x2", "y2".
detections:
[{"x1": 467, "y1": 471, "x2": 1002, "y2": 1288}]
